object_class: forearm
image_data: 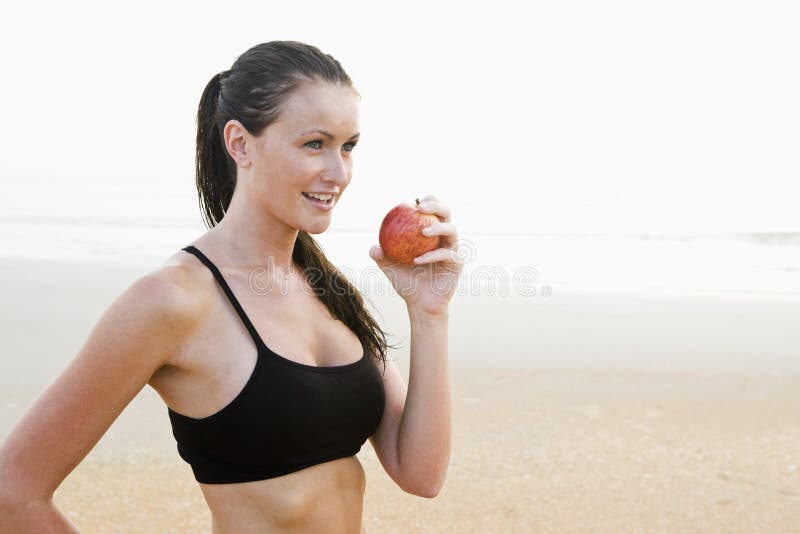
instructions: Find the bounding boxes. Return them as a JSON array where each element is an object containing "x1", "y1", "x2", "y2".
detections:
[
  {"x1": 0, "y1": 496, "x2": 80, "y2": 533},
  {"x1": 395, "y1": 307, "x2": 451, "y2": 496}
]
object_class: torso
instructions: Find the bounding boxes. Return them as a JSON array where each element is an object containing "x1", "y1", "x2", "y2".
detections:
[{"x1": 147, "y1": 247, "x2": 369, "y2": 533}]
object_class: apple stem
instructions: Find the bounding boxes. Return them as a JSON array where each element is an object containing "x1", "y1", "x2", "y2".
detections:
[{"x1": 415, "y1": 198, "x2": 420, "y2": 206}]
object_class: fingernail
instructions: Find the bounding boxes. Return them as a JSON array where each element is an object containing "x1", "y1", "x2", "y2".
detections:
[
  {"x1": 422, "y1": 227, "x2": 432, "y2": 235},
  {"x1": 419, "y1": 202, "x2": 431, "y2": 211}
]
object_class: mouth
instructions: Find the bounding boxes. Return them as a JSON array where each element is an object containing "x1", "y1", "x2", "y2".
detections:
[{"x1": 302, "y1": 192, "x2": 335, "y2": 210}]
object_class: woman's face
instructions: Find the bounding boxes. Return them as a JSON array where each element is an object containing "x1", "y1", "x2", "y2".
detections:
[{"x1": 248, "y1": 82, "x2": 360, "y2": 235}]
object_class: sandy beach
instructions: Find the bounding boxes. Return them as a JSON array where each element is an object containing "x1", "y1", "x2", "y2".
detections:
[{"x1": 1, "y1": 256, "x2": 799, "y2": 532}]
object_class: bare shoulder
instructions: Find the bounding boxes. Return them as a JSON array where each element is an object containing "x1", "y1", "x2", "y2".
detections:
[
  {"x1": 0, "y1": 251, "x2": 214, "y2": 502},
  {"x1": 123, "y1": 252, "x2": 214, "y2": 357},
  {"x1": 137, "y1": 255, "x2": 208, "y2": 314},
  {"x1": 66, "y1": 248, "x2": 217, "y2": 378}
]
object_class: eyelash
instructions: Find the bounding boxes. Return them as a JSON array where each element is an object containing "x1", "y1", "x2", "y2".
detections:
[{"x1": 305, "y1": 140, "x2": 358, "y2": 152}]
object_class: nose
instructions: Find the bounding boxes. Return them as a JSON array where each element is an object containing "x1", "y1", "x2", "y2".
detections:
[{"x1": 322, "y1": 152, "x2": 350, "y2": 186}]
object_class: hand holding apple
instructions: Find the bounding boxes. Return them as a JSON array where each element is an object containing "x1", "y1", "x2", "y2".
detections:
[{"x1": 370, "y1": 195, "x2": 465, "y2": 315}]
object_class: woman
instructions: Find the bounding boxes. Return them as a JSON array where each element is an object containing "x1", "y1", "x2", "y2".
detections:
[{"x1": 0, "y1": 41, "x2": 463, "y2": 533}]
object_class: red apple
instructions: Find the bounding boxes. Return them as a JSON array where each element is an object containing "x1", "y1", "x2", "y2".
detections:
[{"x1": 379, "y1": 198, "x2": 442, "y2": 264}]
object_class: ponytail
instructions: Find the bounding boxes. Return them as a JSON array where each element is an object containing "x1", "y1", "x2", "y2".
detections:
[{"x1": 195, "y1": 71, "x2": 235, "y2": 229}]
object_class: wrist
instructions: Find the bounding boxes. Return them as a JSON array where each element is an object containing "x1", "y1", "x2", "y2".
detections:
[{"x1": 407, "y1": 306, "x2": 449, "y2": 322}]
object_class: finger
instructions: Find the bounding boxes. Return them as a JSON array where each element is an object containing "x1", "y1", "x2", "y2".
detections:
[
  {"x1": 417, "y1": 199, "x2": 451, "y2": 223},
  {"x1": 413, "y1": 247, "x2": 466, "y2": 266},
  {"x1": 422, "y1": 222, "x2": 458, "y2": 245},
  {"x1": 369, "y1": 244, "x2": 390, "y2": 265}
]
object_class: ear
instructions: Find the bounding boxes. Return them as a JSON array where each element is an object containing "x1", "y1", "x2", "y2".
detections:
[{"x1": 223, "y1": 119, "x2": 252, "y2": 168}]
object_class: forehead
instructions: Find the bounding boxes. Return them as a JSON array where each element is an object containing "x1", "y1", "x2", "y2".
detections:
[{"x1": 275, "y1": 82, "x2": 360, "y2": 134}]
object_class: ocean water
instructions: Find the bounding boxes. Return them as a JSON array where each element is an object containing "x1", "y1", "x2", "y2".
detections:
[
  {"x1": 1, "y1": 213, "x2": 799, "y2": 297},
  {"x1": 0, "y1": 177, "x2": 800, "y2": 296},
  {"x1": 4, "y1": 175, "x2": 799, "y2": 296},
  {"x1": 3, "y1": 179, "x2": 799, "y2": 377}
]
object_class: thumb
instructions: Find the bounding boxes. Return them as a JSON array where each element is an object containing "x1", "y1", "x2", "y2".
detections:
[{"x1": 369, "y1": 244, "x2": 391, "y2": 266}]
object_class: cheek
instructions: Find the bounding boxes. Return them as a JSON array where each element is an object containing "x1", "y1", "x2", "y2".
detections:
[
  {"x1": 263, "y1": 158, "x2": 308, "y2": 192},
  {"x1": 287, "y1": 156, "x2": 320, "y2": 180}
]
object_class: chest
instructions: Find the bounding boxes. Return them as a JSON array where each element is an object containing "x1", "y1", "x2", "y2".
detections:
[
  {"x1": 153, "y1": 283, "x2": 365, "y2": 420},
  {"x1": 202, "y1": 281, "x2": 363, "y2": 368}
]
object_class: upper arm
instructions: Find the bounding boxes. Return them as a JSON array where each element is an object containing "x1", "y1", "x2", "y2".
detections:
[
  {"x1": 368, "y1": 357, "x2": 408, "y2": 484},
  {"x1": 0, "y1": 269, "x2": 201, "y2": 501}
]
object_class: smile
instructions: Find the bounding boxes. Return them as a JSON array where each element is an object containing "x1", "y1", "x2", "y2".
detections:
[{"x1": 302, "y1": 192, "x2": 335, "y2": 211}]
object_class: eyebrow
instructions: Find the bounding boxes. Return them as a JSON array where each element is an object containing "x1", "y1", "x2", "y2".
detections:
[{"x1": 300, "y1": 129, "x2": 360, "y2": 141}]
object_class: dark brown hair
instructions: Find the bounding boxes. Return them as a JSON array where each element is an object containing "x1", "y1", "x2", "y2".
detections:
[{"x1": 194, "y1": 41, "x2": 395, "y2": 369}]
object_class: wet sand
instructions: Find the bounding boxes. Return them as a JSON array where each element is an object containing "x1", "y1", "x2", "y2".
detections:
[{"x1": 1, "y1": 256, "x2": 798, "y2": 532}]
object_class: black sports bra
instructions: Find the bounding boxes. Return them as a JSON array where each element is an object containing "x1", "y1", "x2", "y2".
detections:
[{"x1": 167, "y1": 245, "x2": 386, "y2": 484}]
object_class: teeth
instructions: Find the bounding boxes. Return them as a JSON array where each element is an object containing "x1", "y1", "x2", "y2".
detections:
[{"x1": 303, "y1": 192, "x2": 333, "y2": 201}]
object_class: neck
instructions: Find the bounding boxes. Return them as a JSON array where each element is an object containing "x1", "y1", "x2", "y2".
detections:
[{"x1": 203, "y1": 190, "x2": 299, "y2": 276}]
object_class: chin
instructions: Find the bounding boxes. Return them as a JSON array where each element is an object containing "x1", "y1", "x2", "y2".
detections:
[{"x1": 303, "y1": 221, "x2": 332, "y2": 235}]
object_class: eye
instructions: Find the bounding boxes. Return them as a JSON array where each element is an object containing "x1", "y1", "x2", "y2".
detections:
[{"x1": 304, "y1": 140, "x2": 358, "y2": 152}]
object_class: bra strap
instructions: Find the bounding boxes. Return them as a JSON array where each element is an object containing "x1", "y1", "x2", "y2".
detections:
[{"x1": 182, "y1": 245, "x2": 265, "y2": 348}]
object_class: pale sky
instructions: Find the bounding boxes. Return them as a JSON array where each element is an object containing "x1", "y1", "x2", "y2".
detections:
[{"x1": 2, "y1": 0, "x2": 798, "y2": 235}]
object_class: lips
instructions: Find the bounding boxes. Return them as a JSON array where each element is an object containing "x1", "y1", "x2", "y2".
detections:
[{"x1": 302, "y1": 192, "x2": 335, "y2": 211}]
